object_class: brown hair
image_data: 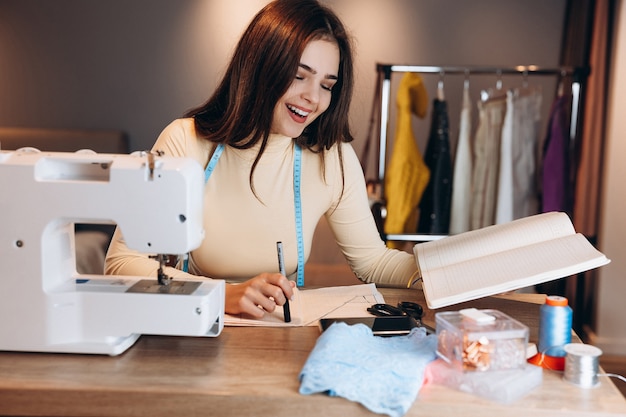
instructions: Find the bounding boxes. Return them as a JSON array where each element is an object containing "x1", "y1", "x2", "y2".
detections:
[{"x1": 185, "y1": 0, "x2": 354, "y2": 190}]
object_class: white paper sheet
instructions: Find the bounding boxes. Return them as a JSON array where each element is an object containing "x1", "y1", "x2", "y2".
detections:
[{"x1": 224, "y1": 283, "x2": 385, "y2": 327}]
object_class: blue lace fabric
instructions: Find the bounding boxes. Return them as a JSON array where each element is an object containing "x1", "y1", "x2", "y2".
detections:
[{"x1": 299, "y1": 322, "x2": 437, "y2": 417}]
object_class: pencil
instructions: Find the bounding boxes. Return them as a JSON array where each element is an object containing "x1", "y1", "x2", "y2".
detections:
[{"x1": 276, "y1": 241, "x2": 291, "y2": 322}]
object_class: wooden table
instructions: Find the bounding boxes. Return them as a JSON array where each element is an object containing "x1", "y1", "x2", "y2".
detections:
[{"x1": 0, "y1": 288, "x2": 625, "y2": 417}]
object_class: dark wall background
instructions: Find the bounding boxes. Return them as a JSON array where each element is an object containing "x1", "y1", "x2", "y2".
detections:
[{"x1": 0, "y1": 0, "x2": 566, "y2": 156}]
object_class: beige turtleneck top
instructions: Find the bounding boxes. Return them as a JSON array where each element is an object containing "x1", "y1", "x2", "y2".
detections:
[{"x1": 105, "y1": 118, "x2": 418, "y2": 287}]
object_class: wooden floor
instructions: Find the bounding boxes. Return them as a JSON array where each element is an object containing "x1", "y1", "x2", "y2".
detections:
[{"x1": 600, "y1": 355, "x2": 626, "y2": 397}]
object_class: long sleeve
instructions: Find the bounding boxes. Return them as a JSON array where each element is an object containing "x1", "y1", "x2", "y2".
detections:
[{"x1": 326, "y1": 143, "x2": 419, "y2": 287}]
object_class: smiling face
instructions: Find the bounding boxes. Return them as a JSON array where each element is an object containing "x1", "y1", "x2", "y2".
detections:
[{"x1": 270, "y1": 39, "x2": 340, "y2": 138}]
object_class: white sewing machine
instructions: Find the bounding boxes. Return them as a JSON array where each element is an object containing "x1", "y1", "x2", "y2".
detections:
[{"x1": 0, "y1": 148, "x2": 224, "y2": 355}]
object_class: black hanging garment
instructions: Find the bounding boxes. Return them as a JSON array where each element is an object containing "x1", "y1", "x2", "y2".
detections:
[{"x1": 417, "y1": 99, "x2": 452, "y2": 234}]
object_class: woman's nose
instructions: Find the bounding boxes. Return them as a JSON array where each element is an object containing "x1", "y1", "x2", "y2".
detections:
[{"x1": 302, "y1": 81, "x2": 319, "y2": 104}]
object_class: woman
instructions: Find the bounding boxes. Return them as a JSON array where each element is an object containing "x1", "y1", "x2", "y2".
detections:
[{"x1": 105, "y1": 0, "x2": 419, "y2": 318}]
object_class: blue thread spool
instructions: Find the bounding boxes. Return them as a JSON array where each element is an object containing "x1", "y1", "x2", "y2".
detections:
[{"x1": 538, "y1": 295, "x2": 572, "y2": 357}]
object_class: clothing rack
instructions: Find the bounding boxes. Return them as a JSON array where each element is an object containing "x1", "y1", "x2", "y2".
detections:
[{"x1": 375, "y1": 63, "x2": 589, "y2": 243}]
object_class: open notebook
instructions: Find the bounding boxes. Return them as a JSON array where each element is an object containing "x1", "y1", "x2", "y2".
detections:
[{"x1": 414, "y1": 211, "x2": 610, "y2": 309}]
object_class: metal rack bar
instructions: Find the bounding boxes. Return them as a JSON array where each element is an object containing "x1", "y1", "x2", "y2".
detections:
[{"x1": 377, "y1": 64, "x2": 585, "y2": 76}]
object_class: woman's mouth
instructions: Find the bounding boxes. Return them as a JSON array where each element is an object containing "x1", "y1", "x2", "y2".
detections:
[{"x1": 287, "y1": 104, "x2": 310, "y2": 122}]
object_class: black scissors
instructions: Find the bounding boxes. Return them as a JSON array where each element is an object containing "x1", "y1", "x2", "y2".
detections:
[
  {"x1": 368, "y1": 301, "x2": 423, "y2": 319},
  {"x1": 367, "y1": 301, "x2": 434, "y2": 333}
]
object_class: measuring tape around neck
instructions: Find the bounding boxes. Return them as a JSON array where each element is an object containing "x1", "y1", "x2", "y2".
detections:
[
  {"x1": 204, "y1": 142, "x2": 224, "y2": 183},
  {"x1": 293, "y1": 144, "x2": 304, "y2": 287},
  {"x1": 187, "y1": 142, "x2": 305, "y2": 287}
]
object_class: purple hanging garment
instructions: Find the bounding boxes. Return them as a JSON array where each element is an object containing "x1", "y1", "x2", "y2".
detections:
[{"x1": 542, "y1": 95, "x2": 571, "y2": 213}]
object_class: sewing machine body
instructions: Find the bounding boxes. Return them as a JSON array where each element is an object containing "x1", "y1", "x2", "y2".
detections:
[{"x1": 0, "y1": 149, "x2": 224, "y2": 355}]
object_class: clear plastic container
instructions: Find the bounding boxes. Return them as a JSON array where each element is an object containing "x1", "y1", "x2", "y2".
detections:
[
  {"x1": 436, "y1": 309, "x2": 529, "y2": 372},
  {"x1": 427, "y1": 359, "x2": 543, "y2": 403}
]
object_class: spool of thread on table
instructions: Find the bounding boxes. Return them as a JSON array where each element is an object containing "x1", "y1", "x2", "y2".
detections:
[
  {"x1": 538, "y1": 295, "x2": 572, "y2": 358},
  {"x1": 563, "y1": 343, "x2": 603, "y2": 388}
]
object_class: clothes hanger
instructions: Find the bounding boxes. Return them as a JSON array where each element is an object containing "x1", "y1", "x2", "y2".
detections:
[
  {"x1": 495, "y1": 69, "x2": 503, "y2": 91},
  {"x1": 557, "y1": 69, "x2": 568, "y2": 97},
  {"x1": 437, "y1": 70, "x2": 445, "y2": 101},
  {"x1": 514, "y1": 69, "x2": 541, "y2": 98},
  {"x1": 481, "y1": 69, "x2": 505, "y2": 102},
  {"x1": 462, "y1": 70, "x2": 471, "y2": 110}
]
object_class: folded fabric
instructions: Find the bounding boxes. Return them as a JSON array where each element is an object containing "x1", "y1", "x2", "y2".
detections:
[{"x1": 299, "y1": 322, "x2": 437, "y2": 417}]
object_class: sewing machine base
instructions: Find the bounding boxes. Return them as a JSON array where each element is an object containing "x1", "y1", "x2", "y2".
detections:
[{"x1": 0, "y1": 276, "x2": 225, "y2": 356}]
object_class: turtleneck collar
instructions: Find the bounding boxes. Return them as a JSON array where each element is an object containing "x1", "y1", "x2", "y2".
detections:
[
  {"x1": 228, "y1": 133, "x2": 295, "y2": 164},
  {"x1": 262, "y1": 133, "x2": 294, "y2": 154}
]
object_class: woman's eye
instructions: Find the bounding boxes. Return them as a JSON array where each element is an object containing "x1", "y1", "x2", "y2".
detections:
[{"x1": 322, "y1": 84, "x2": 333, "y2": 91}]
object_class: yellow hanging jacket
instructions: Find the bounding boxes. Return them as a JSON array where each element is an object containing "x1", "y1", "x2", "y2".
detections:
[{"x1": 384, "y1": 73, "x2": 430, "y2": 248}]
